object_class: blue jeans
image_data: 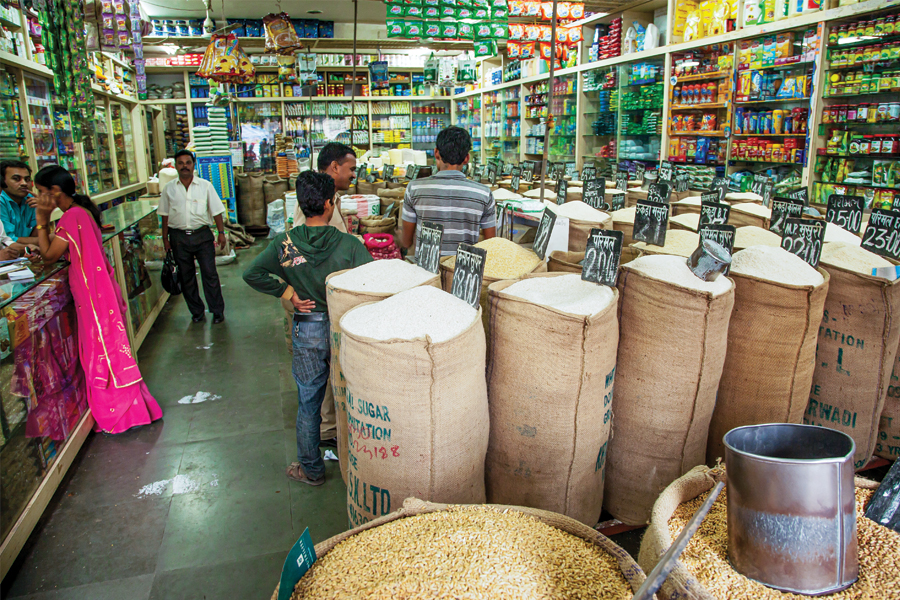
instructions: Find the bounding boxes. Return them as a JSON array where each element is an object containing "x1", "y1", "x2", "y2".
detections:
[{"x1": 292, "y1": 318, "x2": 330, "y2": 480}]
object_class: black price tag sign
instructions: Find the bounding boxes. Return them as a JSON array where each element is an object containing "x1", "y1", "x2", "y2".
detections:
[
  {"x1": 862, "y1": 209, "x2": 900, "y2": 262},
  {"x1": 658, "y1": 161, "x2": 674, "y2": 183},
  {"x1": 780, "y1": 218, "x2": 825, "y2": 268},
  {"x1": 675, "y1": 173, "x2": 690, "y2": 193},
  {"x1": 711, "y1": 176, "x2": 729, "y2": 193},
  {"x1": 488, "y1": 165, "x2": 498, "y2": 185},
  {"x1": 582, "y1": 229, "x2": 624, "y2": 287},
  {"x1": 355, "y1": 165, "x2": 366, "y2": 181},
  {"x1": 462, "y1": 164, "x2": 469, "y2": 176},
  {"x1": 556, "y1": 178, "x2": 568, "y2": 206},
  {"x1": 502, "y1": 162, "x2": 512, "y2": 176},
  {"x1": 761, "y1": 181, "x2": 775, "y2": 208},
  {"x1": 634, "y1": 200, "x2": 670, "y2": 247},
  {"x1": 826, "y1": 194, "x2": 864, "y2": 234},
  {"x1": 610, "y1": 189, "x2": 626, "y2": 211},
  {"x1": 700, "y1": 197, "x2": 731, "y2": 227},
  {"x1": 450, "y1": 244, "x2": 487, "y2": 309},
  {"x1": 698, "y1": 224, "x2": 736, "y2": 274},
  {"x1": 565, "y1": 161, "x2": 577, "y2": 179},
  {"x1": 407, "y1": 164, "x2": 419, "y2": 180},
  {"x1": 510, "y1": 166, "x2": 521, "y2": 191},
  {"x1": 786, "y1": 187, "x2": 809, "y2": 206},
  {"x1": 635, "y1": 162, "x2": 646, "y2": 181},
  {"x1": 750, "y1": 174, "x2": 768, "y2": 197},
  {"x1": 523, "y1": 163, "x2": 535, "y2": 182},
  {"x1": 616, "y1": 171, "x2": 629, "y2": 192},
  {"x1": 581, "y1": 164, "x2": 597, "y2": 181},
  {"x1": 582, "y1": 178, "x2": 607, "y2": 210},
  {"x1": 533, "y1": 209, "x2": 557, "y2": 260},
  {"x1": 646, "y1": 182, "x2": 671, "y2": 204},
  {"x1": 383, "y1": 164, "x2": 395, "y2": 181},
  {"x1": 770, "y1": 198, "x2": 805, "y2": 236},
  {"x1": 416, "y1": 222, "x2": 443, "y2": 275},
  {"x1": 478, "y1": 165, "x2": 487, "y2": 180},
  {"x1": 548, "y1": 163, "x2": 560, "y2": 180}
]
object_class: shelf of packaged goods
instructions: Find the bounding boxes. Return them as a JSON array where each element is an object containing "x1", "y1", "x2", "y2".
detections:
[
  {"x1": 669, "y1": 130, "x2": 727, "y2": 137},
  {"x1": 737, "y1": 60, "x2": 815, "y2": 73},
  {"x1": 820, "y1": 153, "x2": 900, "y2": 159},
  {"x1": 827, "y1": 34, "x2": 900, "y2": 51},
  {"x1": 0, "y1": 14, "x2": 21, "y2": 30},
  {"x1": 818, "y1": 122, "x2": 898, "y2": 129},
  {"x1": 735, "y1": 97, "x2": 812, "y2": 105},
  {"x1": 729, "y1": 159, "x2": 804, "y2": 166},
  {"x1": 549, "y1": 153, "x2": 576, "y2": 158},
  {"x1": 670, "y1": 103, "x2": 729, "y2": 110},
  {"x1": 827, "y1": 60, "x2": 900, "y2": 71},
  {"x1": 668, "y1": 160, "x2": 725, "y2": 166},
  {"x1": 672, "y1": 71, "x2": 731, "y2": 83},
  {"x1": 824, "y1": 90, "x2": 899, "y2": 99},
  {"x1": 733, "y1": 132, "x2": 807, "y2": 137},
  {"x1": 815, "y1": 181, "x2": 900, "y2": 191}
]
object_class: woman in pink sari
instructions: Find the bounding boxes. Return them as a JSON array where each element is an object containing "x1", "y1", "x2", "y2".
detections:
[{"x1": 34, "y1": 165, "x2": 162, "y2": 434}]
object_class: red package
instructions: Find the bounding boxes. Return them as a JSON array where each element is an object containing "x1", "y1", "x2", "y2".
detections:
[
  {"x1": 525, "y1": 24, "x2": 541, "y2": 40},
  {"x1": 557, "y1": 2, "x2": 571, "y2": 18},
  {"x1": 539, "y1": 42, "x2": 553, "y2": 59},
  {"x1": 520, "y1": 41, "x2": 536, "y2": 58},
  {"x1": 540, "y1": 2, "x2": 554, "y2": 19},
  {"x1": 567, "y1": 27, "x2": 583, "y2": 43},
  {"x1": 509, "y1": 24, "x2": 525, "y2": 40},
  {"x1": 556, "y1": 27, "x2": 568, "y2": 43},
  {"x1": 507, "y1": 41, "x2": 521, "y2": 58},
  {"x1": 524, "y1": 1, "x2": 541, "y2": 16},
  {"x1": 539, "y1": 25, "x2": 552, "y2": 42}
]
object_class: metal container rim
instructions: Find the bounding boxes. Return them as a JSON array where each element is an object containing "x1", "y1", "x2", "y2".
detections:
[{"x1": 723, "y1": 423, "x2": 856, "y2": 465}]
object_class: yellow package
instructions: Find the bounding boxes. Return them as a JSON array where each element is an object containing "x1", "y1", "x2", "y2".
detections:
[
  {"x1": 684, "y1": 10, "x2": 702, "y2": 41},
  {"x1": 775, "y1": 32, "x2": 794, "y2": 58},
  {"x1": 673, "y1": 0, "x2": 699, "y2": 37},
  {"x1": 709, "y1": 0, "x2": 729, "y2": 36},
  {"x1": 729, "y1": 0, "x2": 738, "y2": 19},
  {"x1": 699, "y1": 0, "x2": 715, "y2": 36},
  {"x1": 738, "y1": 71, "x2": 753, "y2": 96},
  {"x1": 738, "y1": 41, "x2": 752, "y2": 69},
  {"x1": 750, "y1": 40, "x2": 763, "y2": 69}
]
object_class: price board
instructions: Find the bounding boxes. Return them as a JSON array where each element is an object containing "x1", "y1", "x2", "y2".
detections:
[
  {"x1": 549, "y1": 163, "x2": 560, "y2": 180},
  {"x1": 761, "y1": 181, "x2": 775, "y2": 208},
  {"x1": 523, "y1": 162, "x2": 535, "y2": 182},
  {"x1": 510, "y1": 166, "x2": 521, "y2": 191},
  {"x1": 861, "y1": 209, "x2": 900, "y2": 262},
  {"x1": 633, "y1": 200, "x2": 670, "y2": 247},
  {"x1": 658, "y1": 160, "x2": 674, "y2": 183},
  {"x1": 699, "y1": 196, "x2": 731, "y2": 227},
  {"x1": 780, "y1": 218, "x2": 825, "y2": 268},
  {"x1": 770, "y1": 198, "x2": 805, "y2": 236},
  {"x1": 616, "y1": 171, "x2": 629, "y2": 192},
  {"x1": 416, "y1": 222, "x2": 444, "y2": 274},
  {"x1": 674, "y1": 172, "x2": 690, "y2": 193},
  {"x1": 532, "y1": 209, "x2": 557, "y2": 260},
  {"x1": 406, "y1": 164, "x2": 419, "y2": 181},
  {"x1": 582, "y1": 229, "x2": 624, "y2": 287},
  {"x1": 750, "y1": 174, "x2": 768, "y2": 197},
  {"x1": 450, "y1": 244, "x2": 487, "y2": 309},
  {"x1": 502, "y1": 162, "x2": 512, "y2": 176},
  {"x1": 556, "y1": 178, "x2": 568, "y2": 206},
  {"x1": 646, "y1": 181, "x2": 671, "y2": 204},
  {"x1": 581, "y1": 164, "x2": 597, "y2": 181},
  {"x1": 355, "y1": 164, "x2": 366, "y2": 182},
  {"x1": 609, "y1": 189, "x2": 626, "y2": 211},
  {"x1": 635, "y1": 162, "x2": 646, "y2": 182},
  {"x1": 383, "y1": 164, "x2": 395, "y2": 181},
  {"x1": 786, "y1": 187, "x2": 809, "y2": 206},
  {"x1": 565, "y1": 162, "x2": 578, "y2": 179},
  {"x1": 582, "y1": 178, "x2": 607, "y2": 210},
  {"x1": 826, "y1": 195, "x2": 864, "y2": 234},
  {"x1": 488, "y1": 164, "x2": 498, "y2": 185}
]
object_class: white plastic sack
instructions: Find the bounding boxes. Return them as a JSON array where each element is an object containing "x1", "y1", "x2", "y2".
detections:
[{"x1": 267, "y1": 199, "x2": 285, "y2": 238}]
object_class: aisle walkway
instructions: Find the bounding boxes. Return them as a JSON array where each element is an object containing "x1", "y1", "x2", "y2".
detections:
[{"x1": 2, "y1": 243, "x2": 346, "y2": 600}]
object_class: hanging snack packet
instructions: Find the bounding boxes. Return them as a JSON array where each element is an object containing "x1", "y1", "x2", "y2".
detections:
[
  {"x1": 263, "y1": 12, "x2": 303, "y2": 54},
  {"x1": 369, "y1": 60, "x2": 390, "y2": 88},
  {"x1": 407, "y1": 21, "x2": 424, "y2": 37},
  {"x1": 509, "y1": 1, "x2": 524, "y2": 16},
  {"x1": 473, "y1": 7, "x2": 489, "y2": 18},
  {"x1": 387, "y1": 20, "x2": 405, "y2": 37},
  {"x1": 556, "y1": 27, "x2": 569, "y2": 43},
  {"x1": 424, "y1": 0, "x2": 439, "y2": 5},
  {"x1": 441, "y1": 5, "x2": 456, "y2": 17},
  {"x1": 524, "y1": 1, "x2": 541, "y2": 16},
  {"x1": 424, "y1": 21, "x2": 442, "y2": 37},
  {"x1": 569, "y1": 2, "x2": 585, "y2": 18},
  {"x1": 197, "y1": 34, "x2": 255, "y2": 83},
  {"x1": 277, "y1": 54, "x2": 298, "y2": 83},
  {"x1": 458, "y1": 22, "x2": 475, "y2": 39},
  {"x1": 567, "y1": 27, "x2": 583, "y2": 44},
  {"x1": 539, "y1": 25, "x2": 552, "y2": 42},
  {"x1": 509, "y1": 24, "x2": 525, "y2": 40},
  {"x1": 387, "y1": 3, "x2": 404, "y2": 16},
  {"x1": 507, "y1": 41, "x2": 521, "y2": 58},
  {"x1": 557, "y1": 2, "x2": 571, "y2": 18},
  {"x1": 457, "y1": 58, "x2": 476, "y2": 82},
  {"x1": 458, "y1": 0, "x2": 473, "y2": 6},
  {"x1": 520, "y1": 41, "x2": 536, "y2": 58},
  {"x1": 475, "y1": 22, "x2": 493, "y2": 39},
  {"x1": 424, "y1": 6, "x2": 440, "y2": 18},
  {"x1": 474, "y1": 40, "x2": 495, "y2": 57},
  {"x1": 525, "y1": 24, "x2": 541, "y2": 40}
]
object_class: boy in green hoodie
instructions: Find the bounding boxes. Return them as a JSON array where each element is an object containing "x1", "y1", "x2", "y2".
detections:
[{"x1": 244, "y1": 171, "x2": 372, "y2": 485}]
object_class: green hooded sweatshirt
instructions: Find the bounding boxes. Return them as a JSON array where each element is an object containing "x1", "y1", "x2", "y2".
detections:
[{"x1": 243, "y1": 225, "x2": 372, "y2": 312}]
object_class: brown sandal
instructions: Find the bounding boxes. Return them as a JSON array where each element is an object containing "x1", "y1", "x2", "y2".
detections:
[{"x1": 286, "y1": 462, "x2": 325, "y2": 486}]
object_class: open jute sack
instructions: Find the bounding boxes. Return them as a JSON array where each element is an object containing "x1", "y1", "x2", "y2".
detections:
[
  {"x1": 567, "y1": 213, "x2": 613, "y2": 253},
  {"x1": 339, "y1": 307, "x2": 489, "y2": 527},
  {"x1": 605, "y1": 265, "x2": 735, "y2": 525},
  {"x1": 236, "y1": 172, "x2": 266, "y2": 227},
  {"x1": 706, "y1": 269, "x2": 830, "y2": 464},
  {"x1": 876, "y1": 341, "x2": 900, "y2": 460},
  {"x1": 637, "y1": 465, "x2": 882, "y2": 600},
  {"x1": 271, "y1": 497, "x2": 650, "y2": 600},
  {"x1": 484, "y1": 274, "x2": 619, "y2": 525},
  {"x1": 547, "y1": 248, "x2": 642, "y2": 273},
  {"x1": 807, "y1": 263, "x2": 900, "y2": 469},
  {"x1": 324, "y1": 270, "x2": 440, "y2": 485}
]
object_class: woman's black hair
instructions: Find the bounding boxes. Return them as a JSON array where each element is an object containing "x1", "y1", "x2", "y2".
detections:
[{"x1": 34, "y1": 165, "x2": 102, "y2": 227}]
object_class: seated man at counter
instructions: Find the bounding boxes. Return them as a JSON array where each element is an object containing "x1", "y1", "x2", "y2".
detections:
[
  {"x1": 400, "y1": 126, "x2": 496, "y2": 256},
  {"x1": 0, "y1": 160, "x2": 38, "y2": 246}
]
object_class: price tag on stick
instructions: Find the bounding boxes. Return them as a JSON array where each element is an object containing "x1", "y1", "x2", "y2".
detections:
[
  {"x1": 699, "y1": 197, "x2": 731, "y2": 227},
  {"x1": 582, "y1": 229, "x2": 624, "y2": 287},
  {"x1": 698, "y1": 224, "x2": 736, "y2": 274},
  {"x1": 616, "y1": 171, "x2": 629, "y2": 192},
  {"x1": 787, "y1": 187, "x2": 809, "y2": 206},
  {"x1": 582, "y1": 178, "x2": 607, "y2": 210},
  {"x1": 356, "y1": 164, "x2": 366, "y2": 182},
  {"x1": 780, "y1": 218, "x2": 825, "y2": 268},
  {"x1": 510, "y1": 166, "x2": 521, "y2": 192},
  {"x1": 383, "y1": 164, "x2": 394, "y2": 182},
  {"x1": 647, "y1": 182, "x2": 671, "y2": 204},
  {"x1": 658, "y1": 161, "x2": 674, "y2": 183},
  {"x1": 826, "y1": 195, "x2": 864, "y2": 234},
  {"x1": 278, "y1": 528, "x2": 317, "y2": 600},
  {"x1": 609, "y1": 189, "x2": 626, "y2": 211},
  {"x1": 581, "y1": 164, "x2": 597, "y2": 181},
  {"x1": 532, "y1": 209, "x2": 557, "y2": 261},
  {"x1": 407, "y1": 164, "x2": 419, "y2": 180},
  {"x1": 450, "y1": 244, "x2": 487, "y2": 309},
  {"x1": 770, "y1": 198, "x2": 805, "y2": 236},
  {"x1": 488, "y1": 165, "x2": 498, "y2": 185},
  {"x1": 565, "y1": 161, "x2": 577, "y2": 179},
  {"x1": 635, "y1": 162, "x2": 646, "y2": 182},
  {"x1": 761, "y1": 181, "x2": 775, "y2": 208},
  {"x1": 861, "y1": 209, "x2": 900, "y2": 262},
  {"x1": 523, "y1": 163, "x2": 535, "y2": 182},
  {"x1": 556, "y1": 179, "x2": 568, "y2": 206},
  {"x1": 502, "y1": 162, "x2": 512, "y2": 176},
  {"x1": 633, "y1": 200, "x2": 670, "y2": 247},
  {"x1": 416, "y1": 222, "x2": 444, "y2": 275}
]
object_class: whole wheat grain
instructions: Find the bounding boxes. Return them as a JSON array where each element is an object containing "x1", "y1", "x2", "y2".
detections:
[{"x1": 503, "y1": 274, "x2": 616, "y2": 316}]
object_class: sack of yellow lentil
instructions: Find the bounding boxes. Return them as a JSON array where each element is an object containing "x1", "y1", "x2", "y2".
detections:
[
  {"x1": 271, "y1": 497, "x2": 649, "y2": 600},
  {"x1": 325, "y1": 261, "x2": 440, "y2": 484},
  {"x1": 605, "y1": 255, "x2": 734, "y2": 525},
  {"x1": 547, "y1": 248, "x2": 641, "y2": 274},
  {"x1": 876, "y1": 343, "x2": 900, "y2": 460},
  {"x1": 638, "y1": 465, "x2": 897, "y2": 600},
  {"x1": 485, "y1": 274, "x2": 619, "y2": 525},
  {"x1": 807, "y1": 243, "x2": 900, "y2": 469}
]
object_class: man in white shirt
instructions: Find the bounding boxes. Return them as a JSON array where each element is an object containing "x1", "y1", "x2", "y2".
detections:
[{"x1": 159, "y1": 150, "x2": 227, "y2": 324}]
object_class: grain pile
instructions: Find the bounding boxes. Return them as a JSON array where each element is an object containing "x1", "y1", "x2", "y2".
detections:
[
  {"x1": 442, "y1": 238, "x2": 542, "y2": 280},
  {"x1": 665, "y1": 486, "x2": 899, "y2": 600},
  {"x1": 730, "y1": 202, "x2": 771, "y2": 217},
  {"x1": 341, "y1": 286, "x2": 475, "y2": 342},
  {"x1": 627, "y1": 255, "x2": 732, "y2": 295},
  {"x1": 821, "y1": 242, "x2": 892, "y2": 276},
  {"x1": 730, "y1": 246, "x2": 824, "y2": 286},
  {"x1": 328, "y1": 259, "x2": 436, "y2": 293},
  {"x1": 632, "y1": 230, "x2": 702, "y2": 258},
  {"x1": 725, "y1": 191, "x2": 763, "y2": 203},
  {"x1": 670, "y1": 213, "x2": 700, "y2": 231},
  {"x1": 546, "y1": 200, "x2": 611, "y2": 223},
  {"x1": 611, "y1": 207, "x2": 636, "y2": 223},
  {"x1": 290, "y1": 505, "x2": 634, "y2": 600},
  {"x1": 824, "y1": 222, "x2": 862, "y2": 245},
  {"x1": 734, "y1": 226, "x2": 782, "y2": 249},
  {"x1": 504, "y1": 274, "x2": 615, "y2": 316},
  {"x1": 492, "y1": 188, "x2": 524, "y2": 200}
]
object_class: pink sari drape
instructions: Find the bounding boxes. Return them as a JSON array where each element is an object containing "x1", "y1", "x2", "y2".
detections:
[{"x1": 55, "y1": 206, "x2": 162, "y2": 433}]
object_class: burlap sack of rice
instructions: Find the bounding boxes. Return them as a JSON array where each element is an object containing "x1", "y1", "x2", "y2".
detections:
[
  {"x1": 545, "y1": 202, "x2": 613, "y2": 253},
  {"x1": 358, "y1": 215, "x2": 396, "y2": 234},
  {"x1": 876, "y1": 343, "x2": 900, "y2": 460},
  {"x1": 611, "y1": 207, "x2": 637, "y2": 247},
  {"x1": 627, "y1": 188, "x2": 691, "y2": 208},
  {"x1": 808, "y1": 246, "x2": 900, "y2": 469},
  {"x1": 484, "y1": 274, "x2": 619, "y2": 525},
  {"x1": 376, "y1": 187, "x2": 405, "y2": 200},
  {"x1": 706, "y1": 259, "x2": 830, "y2": 464},
  {"x1": 236, "y1": 172, "x2": 266, "y2": 227},
  {"x1": 339, "y1": 293, "x2": 488, "y2": 526},
  {"x1": 605, "y1": 257, "x2": 734, "y2": 525},
  {"x1": 355, "y1": 180, "x2": 386, "y2": 195},
  {"x1": 669, "y1": 213, "x2": 700, "y2": 232},
  {"x1": 263, "y1": 176, "x2": 289, "y2": 204},
  {"x1": 547, "y1": 247, "x2": 642, "y2": 273},
  {"x1": 637, "y1": 465, "x2": 897, "y2": 600},
  {"x1": 385, "y1": 181, "x2": 405, "y2": 190},
  {"x1": 632, "y1": 230, "x2": 701, "y2": 258},
  {"x1": 325, "y1": 265, "x2": 440, "y2": 484},
  {"x1": 671, "y1": 197, "x2": 703, "y2": 216},
  {"x1": 728, "y1": 203, "x2": 770, "y2": 228},
  {"x1": 271, "y1": 497, "x2": 648, "y2": 600}
]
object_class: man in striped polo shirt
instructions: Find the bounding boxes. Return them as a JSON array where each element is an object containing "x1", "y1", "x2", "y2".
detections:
[{"x1": 400, "y1": 126, "x2": 496, "y2": 256}]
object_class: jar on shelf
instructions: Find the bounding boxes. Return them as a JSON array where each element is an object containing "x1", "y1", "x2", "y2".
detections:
[{"x1": 860, "y1": 135, "x2": 872, "y2": 154}]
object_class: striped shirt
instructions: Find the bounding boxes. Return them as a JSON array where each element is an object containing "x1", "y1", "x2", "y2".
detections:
[{"x1": 402, "y1": 170, "x2": 496, "y2": 256}]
